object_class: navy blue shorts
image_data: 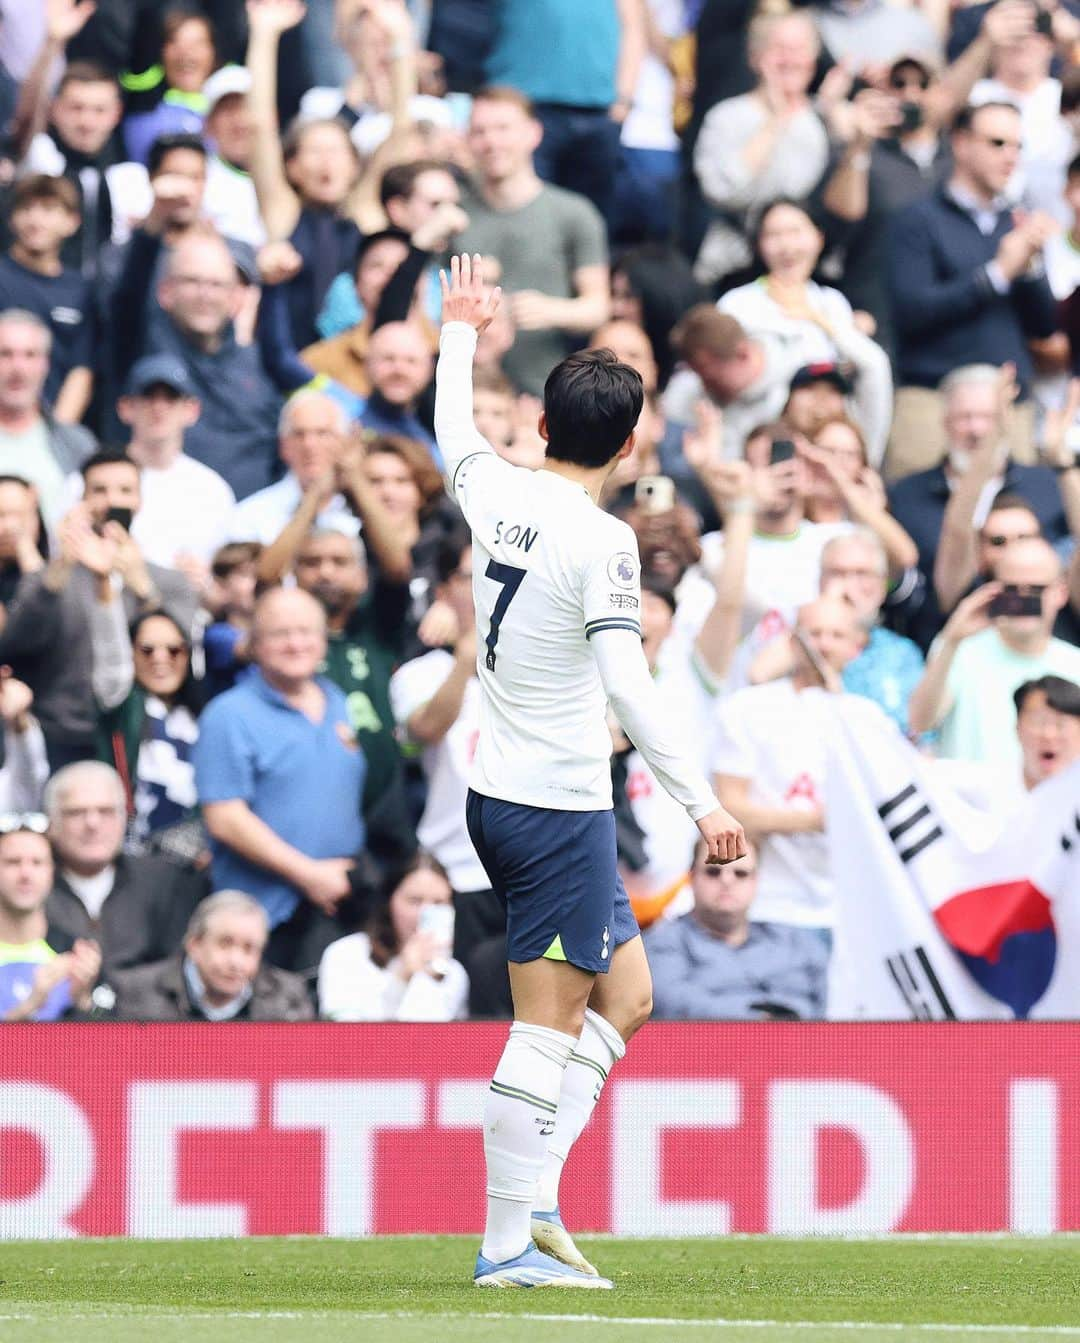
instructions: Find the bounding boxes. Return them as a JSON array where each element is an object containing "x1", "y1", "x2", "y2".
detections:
[{"x1": 465, "y1": 790, "x2": 640, "y2": 974}]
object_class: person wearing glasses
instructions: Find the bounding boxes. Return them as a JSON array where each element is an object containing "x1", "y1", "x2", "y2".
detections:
[
  {"x1": 886, "y1": 100, "x2": 1059, "y2": 479},
  {"x1": 43, "y1": 761, "x2": 205, "y2": 979},
  {"x1": 646, "y1": 838, "x2": 827, "y2": 1021},
  {"x1": 908, "y1": 536, "x2": 1080, "y2": 762},
  {"x1": 90, "y1": 608, "x2": 203, "y2": 860},
  {"x1": 0, "y1": 813, "x2": 101, "y2": 1022},
  {"x1": 887, "y1": 363, "x2": 1075, "y2": 651}
]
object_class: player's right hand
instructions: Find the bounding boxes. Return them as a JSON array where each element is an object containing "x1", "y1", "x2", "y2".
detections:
[
  {"x1": 696, "y1": 805, "x2": 747, "y2": 866},
  {"x1": 439, "y1": 253, "x2": 502, "y2": 334}
]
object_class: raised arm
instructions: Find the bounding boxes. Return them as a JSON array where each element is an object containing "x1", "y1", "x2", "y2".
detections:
[
  {"x1": 245, "y1": 0, "x2": 306, "y2": 241},
  {"x1": 434, "y1": 254, "x2": 502, "y2": 493},
  {"x1": 11, "y1": 0, "x2": 97, "y2": 163}
]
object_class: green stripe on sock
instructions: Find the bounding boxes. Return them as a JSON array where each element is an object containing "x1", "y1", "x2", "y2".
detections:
[
  {"x1": 489, "y1": 1080, "x2": 558, "y2": 1114},
  {"x1": 569, "y1": 1052, "x2": 608, "y2": 1084}
]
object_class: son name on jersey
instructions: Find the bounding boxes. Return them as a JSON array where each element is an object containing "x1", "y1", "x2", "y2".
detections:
[{"x1": 493, "y1": 519, "x2": 541, "y2": 551}]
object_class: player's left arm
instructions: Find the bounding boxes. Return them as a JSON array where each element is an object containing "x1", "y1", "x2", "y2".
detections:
[
  {"x1": 582, "y1": 532, "x2": 744, "y2": 862},
  {"x1": 434, "y1": 254, "x2": 503, "y2": 502}
]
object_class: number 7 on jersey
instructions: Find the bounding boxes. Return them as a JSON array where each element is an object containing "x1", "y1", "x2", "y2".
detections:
[{"x1": 484, "y1": 559, "x2": 526, "y2": 672}]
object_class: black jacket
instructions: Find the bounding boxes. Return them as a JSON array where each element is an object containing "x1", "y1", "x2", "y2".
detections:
[{"x1": 46, "y1": 853, "x2": 207, "y2": 979}]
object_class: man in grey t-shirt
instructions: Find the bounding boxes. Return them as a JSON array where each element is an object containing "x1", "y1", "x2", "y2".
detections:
[{"x1": 456, "y1": 87, "x2": 610, "y2": 395}]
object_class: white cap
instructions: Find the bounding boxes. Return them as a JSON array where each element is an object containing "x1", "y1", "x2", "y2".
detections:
[{"x1": 202, "y1": 65, "x2": 252, "y2": 113}]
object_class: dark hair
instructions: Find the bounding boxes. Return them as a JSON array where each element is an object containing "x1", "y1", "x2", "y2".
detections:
[
  {"x1": 81, "y1": 449, "x2": 138, "y2": 482},
  {"x1": 953, "y1": 100, "x2": 1021, "y2": 134},
  {"x1": 1062, "y1": 69, "x2": 1080, "y2": 117},
  {"x1": 612, "y1": 244, "x2": 705, "y2": 389},
  {"x1": 433, "y1": 534, "x2": 469, "y2": 586},
  {"x1": 211, "y1": 540, "x2": 261, "y2": 579},
  {"x1": 754, "y1": 196, "x2": 819, "y2": 242},
  {"x1": 641, "y1": 573, "x2": 677, "y2": 615},
  {"x1": 364, "y1": 432, "x2": 444, "y2": 513},
  {"x1": 1068, "y1": 151, "x2": 1080, "y2": 181},
  {"x1": 161, "y1": 8, "x2": 216, "y2": 54},
  {"x1": 11, "y1": 174, "x2": 80, "y2": 215},
  {"x1": 543, "y1": 350, "x2": 643, "y2": 470},
  {"x1": 147, "y1": 132, "x2": 208, "y2": 178},
  {"x1": 56, "y1": 61, "x2": 117, "y2": 95},
  {"x1": 1014, "y1": 675, "x2": 1080, "y2": 718},
  {"x1": 353, "y1": 227, "x2": 410, "y2": 280},
  {"x1": 985, "y1": 492, "x2": 1040, "y2": 524},
  {"x1": 129, "y1": 609, "x2": 203, "y2": 714},
  {"x1": 379, "y1": 159, "x2": 453, "y2": 208},
  {"x1": 366, "y1": 850, "x2": 451, "y2": 968},
  {"x1": 0, "y1": 475, "x2": 49, "y2": 562}
]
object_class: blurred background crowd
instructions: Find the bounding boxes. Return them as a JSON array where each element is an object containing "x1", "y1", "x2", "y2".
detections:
[{"x1": 0, "y1": 0, "x2": 1076, "y2": 1025}]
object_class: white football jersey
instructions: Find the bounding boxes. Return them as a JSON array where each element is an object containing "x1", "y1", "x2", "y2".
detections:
[
  {"x1": 437, "y1": 326, "x2": 643, "y2": 810},
  {"x1": 436, "y1": 322, "x2": 718, "y2": 821},
  {"x1": 456, "y1": 451, "x2": 643, "y2": 811}
]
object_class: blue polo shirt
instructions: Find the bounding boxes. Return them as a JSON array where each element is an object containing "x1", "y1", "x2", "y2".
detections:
[{"x1": 194, "y1": 667, "x2": 367, "y2": 926}]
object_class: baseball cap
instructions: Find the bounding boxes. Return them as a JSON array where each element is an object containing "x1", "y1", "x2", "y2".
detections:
[
  {"x1": 789, "y1": 362, "x2": 854, "y2": 395},
  {"x1": 202, "y1": 65, "x2": 252, "y2": 115},
  {"x1": 125, "y1": 354, "x2": 196, "y2": 398}
]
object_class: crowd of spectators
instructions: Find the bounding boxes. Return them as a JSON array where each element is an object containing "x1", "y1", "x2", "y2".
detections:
[{"x1": 0, "y1": 0, "x2": 1078, "y2": 1025}]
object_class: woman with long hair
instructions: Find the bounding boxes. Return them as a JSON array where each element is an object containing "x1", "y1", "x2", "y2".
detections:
[
  {"x1": 317, "y1": 850, "x2": 469, "y2": 1020},
  {"x1": 92, "y1": 608, "x2": 203, "y2": 857}
]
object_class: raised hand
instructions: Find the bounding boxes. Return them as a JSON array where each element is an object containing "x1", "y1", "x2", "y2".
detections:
[
  {"x1": 0, "y1": 667, "x2": 33, "y2": 728},
  {"x1": 439, "y1": 253, "x2": 502, "y2": 334},
  {"x1": 246, "y1": 0, "x2": 307, "y2": 36},
  {"x1": 46, "y1": 0, "x2": 97, "y2": 43}
]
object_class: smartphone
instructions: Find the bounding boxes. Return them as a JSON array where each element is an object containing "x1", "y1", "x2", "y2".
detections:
[
  {"x1": 897, "y1": 101, "x2": 923, "y2": 135},
  {"x1": 635, "y1": 475, "x2": 676, "y2": 514},
  {"x1": 419, "y1": 903, "x2": 455, "y2": 979},
  {"x1": 105, "y1": 506, "x2": 134, "y2": 531},
  {"x1": 769, "y1": 438, "x2": 796, "y2": 466},
  {"x1": 988, "y1": 585, "x2": 1043, "y2": 619},
  {"x1": 1035, "y1": 6, "x2": 1054, "y2": 37}
]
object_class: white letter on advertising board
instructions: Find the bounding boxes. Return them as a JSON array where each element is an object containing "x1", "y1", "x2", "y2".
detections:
[
  {"x1": 127, "y1": 1081, "x2": 258, "y2": 1236},
  {"x1": 0, "y1": 1083, "x2": 94, "y2": 1238},
  {"x1": 1009, "y1": 1079, "x2": 1058, "y2": 1234},
  {"x1": 611, "y1": 1080, "x2": 740, "y2": 1235},
  {"x1": 274, "y1": 1081, "x2": 424, "y2": 1235},
  {"x1": 768, "y1": 1080, "x2": 914, "y2": 1234}
]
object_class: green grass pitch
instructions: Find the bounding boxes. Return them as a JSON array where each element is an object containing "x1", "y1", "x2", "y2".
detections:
[{"x1": 2, "y1": 1236, "x2": 1079, "y2": 1342}]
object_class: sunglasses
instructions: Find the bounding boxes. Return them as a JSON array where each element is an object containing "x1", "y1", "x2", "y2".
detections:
[
  {"x1": 0, "y1": 811, "x2": 48, "y2": 835},
  {"x1": 983, "y1": 532, "x2": 1039, "y2": 547},
  {"x1": 699, "y1": 866, "x2": 756, "y2": 881},
  {"x1": 136, "y1": 642, "x2": 186, "y2": 658}
]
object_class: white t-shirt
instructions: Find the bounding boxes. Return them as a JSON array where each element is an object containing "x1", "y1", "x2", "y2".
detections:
[
  {"x1": 317, "y1": 931, "x2": 469, "y2": 1021},
  {"x1": 679, "y1": 521, "x2": 852, "y2": 649},
  {"x1": 624, "y1": 632, "x2": 718, "y2": 898},
  {"x1": 389, "y1": 649, "x2": 489, "y2": 892},
  {"x1": 204, "y1": 155, "x2": 267, "y2": 249},
  {"x1": 226, "y1": 472, "x2": 359, "y2": 545},
  {"x1": 719, "y1": 278, "x2": 855, "y2": 369},
  {"x1": 133, "y1": 455, "x2": 236, "y2": 566},
  {"x1": 711, "y1": 679, "x2": 833, "y2": 927},
  {"x1": 62, "y1": 454, "x2": 236, "y2": 567},
  {"x1": 622, "y1": 0, "x2": 685, "y2": 153}
]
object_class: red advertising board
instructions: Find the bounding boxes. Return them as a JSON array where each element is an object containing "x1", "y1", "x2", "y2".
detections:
[{"x1": 1, "y1": 1022, "x2": 1078, "y2": 1238}]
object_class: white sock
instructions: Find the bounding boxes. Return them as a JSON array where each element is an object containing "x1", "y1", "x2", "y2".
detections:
[
  {"x1": 480, "y1": 1021, "x2": 576, "y2": 1264},
  {"x1": 535, "y1": 1008, "x2": 626, "y2": 1215}
]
